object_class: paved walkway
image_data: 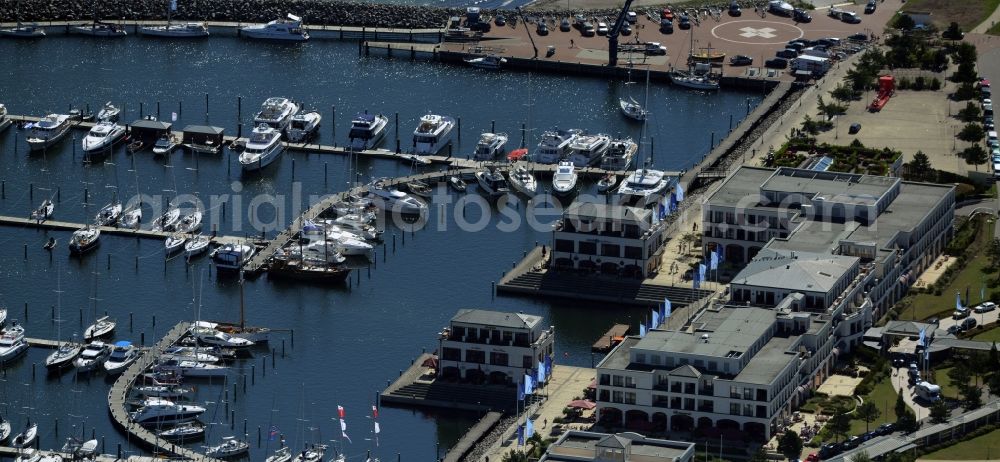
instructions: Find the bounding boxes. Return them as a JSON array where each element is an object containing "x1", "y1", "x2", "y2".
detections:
[{"x1": 971, "y1": 2, "x2": 1000, "y2": 34}]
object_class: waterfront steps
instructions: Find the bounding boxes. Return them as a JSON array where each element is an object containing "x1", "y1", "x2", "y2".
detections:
[{"x1": 499, "y1": 270, "x2": 714, "y2": 308}]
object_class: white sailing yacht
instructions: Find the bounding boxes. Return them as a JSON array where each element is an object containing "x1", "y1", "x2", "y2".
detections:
[
  {"x1": 140, "y1": 0, "x2": 209, "y2": 37},
  {"x1": 0, "y1": 0, "x2": 45, "y2": 38}
]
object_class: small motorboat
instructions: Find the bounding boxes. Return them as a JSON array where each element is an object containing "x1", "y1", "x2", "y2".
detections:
[
  {"x1": 206, "y1": 437, "x2": 250, "y2": 459},
  {"x1": 597, "y1": 173, "x2": 618, "y2": 193},
  {"x1": 152, "y1": 134, "x2": 179, "y2": 156},
  {"x1": 83, "y1": 316, "x2": 116, "y2": 340},
  {"x1": 465, "y1": 55, "x2": 507, "y2": 70},
  {"x1": 448, "y1": 176, "x2": 466, "y2": 193},
  {"x1": 406, "y1": 180, "x2": 432, "y2": 198},
  {"x1": 43, "y1": 238, "x2": 57, "y2": 251},
  {"x1": 94, "y1": 201, "x2": 123, "y2": 226},
  {"x1": 157, "y1": 422, "x2": 205, "y2": 441},
  {"x1": 127, "y1": 139, "x2": 144, "y2": 153},
  {"x1": 165, "y1": 235, "x2": 187, "y2": 255},
  {"x1": 184, "y1": 235, "x2": 211, "y2": 259},
  {"x1": 507, "y1": 148, "x2": 528, "y2": 162},
  {"x1": 62, "y1": 437, "x2": 98, "y2": 459},
  {"x1": 30, "y1": 200, "x2": 54, "y2": 222},
  {"x1": 14, "y1": 448, "x2": 40, "y2": 462},
  {"x1": 97, "y1": 102, "x2": 120, "y2": 122},
  {"x1": 473, "y1": 132, "x2": 508, "y2": 160},
  {"x1": 286, "y1": 110, "x2": 322, "y2": 143},
  {"x1": 11, "y1": 420, "x2": 37, "y2": 448},
  {"x1": 474, "y1": 167, "x2": 509, "y2": 197}
]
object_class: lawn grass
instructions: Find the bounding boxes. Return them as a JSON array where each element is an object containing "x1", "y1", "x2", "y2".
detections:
[
  {"x1": 906, "y1": 218, "x2": 996, "y2": 321},
  {"x1": 849, "y1": 378, "x2": 898, "y2": 435},
  {"x1": 972, "y1": 327, "x2": 1000, "y2": 343},
  {"x1": 929, "y1": 366, "x2": 964, "y2": 399},
  {"x1": 923, "y1": 427, "x2": 1000, "y2": 459},
  {"x1": 904, "y1": 0, "x2": 1000, "y2": 31}
]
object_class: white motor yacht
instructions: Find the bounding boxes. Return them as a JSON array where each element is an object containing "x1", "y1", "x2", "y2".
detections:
[
  {"x1": 69, "y1": 226, "x2": 101, "y2": 255},
  {"x1": 0, "y1": 23, "x2": 46, "y2": 38},
  {"x1": 412, "y1": 114, "x2": 455, "y2": 155},
  {"x1": 72, "y1": 341, "x2": 111, "y2": 372},
  {"x1": 367, "y1": 179, "x2": 427, "y2": 215},
  {"x1": 0, "y1": 323, "x2": 28, "y2": 363},
  {"x1": 473, "y1": 132, "x2": 508, "y2": 160},
  {"x1": 241, "y1": 14, "x2": 309, "y2": 41},
  {"x1": 253, "y1": 97, "x2": 300, "y2": 131},
  {"x1": 206, "y1": 437, "x2": 250, "y2": 459},
  {"x1": 176, "y1": 210, "x2": 202, "y2": 234},
  {"x1": 94, "y1": 201, "x2": 123, "y2": 226},
  {"x1": 71, "y1": 21, "x2": 127, "y2": 37},
  {"x1": 135, "y1": 384, "x2": 194, "y2": 399},
  {"x1": 326, "y1": 228, "x2": 373, "y2": 257},
  {"x1": 26, "y1": 114, "x2": 72, "y2": 151},
  {"x1": 103, "y1": 340, "x2": 139, "y2": 374},
  {"x1": 162, "y1": 346, "x2": 219, "y2": 363},
  {"x1": 210, "y1": 243, "x2": 256, "y2": 271},
  {"x1": 601, "y1": 138, "x2": 638, "y2": 171},
  {"x1": 84, "y1": 315, "x2": 116, "y2": 340},
  {"x1": 157, "y1": 422, "x2": 205, "y2": 441},
  {"x1": 507, "y1": 164, "x2": 537, "y2": 196},
  {"x1": 551, "y1": 161, "x2": 578, "y2": 197},
  {"x1": 140, "y1": 22, "x2": 209, "y2": 37},
  {"x1": 348, "y1": 112, "x2": 388, "y2": 151},
  {"x1": 156, "y1": 358, "x2": 229, "y2": 377},
  {"x1": 286, "y1": 110, "x2": 322, "y2": 143},
  {"x1": 14, "y1": 448, "x2": 39, "y2": 462},
  {"x1": 465, "y1": 55, "x2": 506, "y2": 70},
  {"x1": 566, "y1": 133, "x2": 611, "y2": 167},
  {"x1": 152, "y1": 134, "x2": 180, "y2": 155},
  {"x1": 96, "y1": 102, "x2": 120, "y2": 122},
  {"x1": 239, "y1": 124, "x2": 284, "y2": 171},
  {"x1": 129, "y1": 398, "x2": 206, "y2": 425},
  {"x1": 474, "y1": 167, "x2": 509, "y2": 197},
  {"x1": 534, "y1": 129, "x2": 579, "y2": 164},
  {"x1": 330, "y1": 216, "x2": 382, "y2": 241},
  {"x1": 190, "y1": 323, "x2": 255, "y2": 349},
  {"x1": 0, "y1": 104, "x2": 10, "y2": 132},
  {"x1": 615, "y1": 167, "x2": 673, "y2": 208}
]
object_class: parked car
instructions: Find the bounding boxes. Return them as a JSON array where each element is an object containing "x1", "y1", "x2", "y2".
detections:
[
  {"x1": 984, "y1": 98, "x2": 994, "y2": 107},
  {"x1": 865, "y1": 0, "x2": 877, "y2": 14},
  {"x1": 793, "y1": 8, "x2": 812, "y2": 23},
  {"x1": 597, "y1": 22, "x2": 608, "y2": 35},
  {"x1": 962, "y1": 317, "x2": 978, "y2": 331},
  {"x1": 626, "y1": 11, "x2": 637, "y2": 23},
  {"x1": 974, "y1": 301, "x2": 997, "y2": 313},
  {"x1": 494, "y1": 15, "x2": 506, "y2": 26},
  {"x1": 849, "y1": 123, "x2": 862, "y2": 134},
  {"x1": 805, "y1": 453, "x2": 819, "y2": 462},
  {"x1": 776, "y1": 48, "x2": 798, "y2": 59},
  {"x1": 678, "y1": 14, "x2": 691, "y2": 29},
  {"x1": 560, "y1": 18, "x2": 571, "y2": 32},
  {"x1": 928, "y1": 316, "x2": 940, "y2": 325},
  {"x1": 537, "y1": 22, "x2": 549, "y2": 35},
  {"x1": 817, "y1": 37, "x2": 841, "y2": 47},
  {"x1": 843, "y1": 436, "x2": 861, "y2": 449},
  {"x1": 953, "y1": 308, "x2": 970, "y2": 319},
  {"x1": 729, "y1": 54, "x2": 753, "y2": 66},
  {"x1": 947, "y1": 324, "x2": 962, "y2": 335},
  {"x1": 645, "y1": 42, "x2": 667, "y2": 55},
  {"x1": 841, "y1": 12, "x2": 862, "y2": 24},
  {"x1": 581, "y1": 22, "x2": 595, "y2": 36},
  {"x1": 877, "y1": 422, "x2": 896, "y2": 435},
  {"x1": 622, "y1": 24, "x2": 632, "y2": 36},
  {"x1": 661, "y1": 8, "x2": 674, "y2": 20},
  {"x1": 659, "y1": 19, "x2": 674, "y2": 33},
  {"x1": 848, "y1": 32, "x2": 868, "y2": 41},
  {"x1": 765, "y1": 58, "x2": 788, "y2": 69},
  {"x1": 729, "y1": 1, "x2": 742, "y2": 16}
]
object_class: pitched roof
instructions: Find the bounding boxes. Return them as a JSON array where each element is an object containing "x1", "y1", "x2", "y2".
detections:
[
  {"x1": 883, "y1": 320, "x2": 935, "y2": 336},
  {"x1": 451, "y1": 309, "x2": 542, "y2": 330},
  {"x1": 669, "y1": 364, "x2": 701, "y2": 379},
  {"x1": 596, "y1": 434, "x2": 630, "y2": 450}
]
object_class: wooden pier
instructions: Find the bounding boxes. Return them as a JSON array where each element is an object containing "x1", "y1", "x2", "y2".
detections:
[
  {"x1": 106, "y1": 321, "x2": 221, "y2": 462},
  {"x1": 592, "y1": 324, "x2": 630, "y2": 353},
  {"x1": 0, "y1": 214, "x2": 247, "y2": 246}
]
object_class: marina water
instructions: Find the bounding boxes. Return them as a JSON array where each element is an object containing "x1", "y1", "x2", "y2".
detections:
[{"x1": 0, "y1": 34, "x2": 761, "y2": 459}]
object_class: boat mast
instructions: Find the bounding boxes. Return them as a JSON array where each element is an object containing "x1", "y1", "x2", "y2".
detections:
[{"x1": 238, "y1": 268, "x2": 246, "y2": 330}]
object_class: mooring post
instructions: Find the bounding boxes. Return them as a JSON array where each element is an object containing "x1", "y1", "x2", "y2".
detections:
[{"x1": 156, "y1": 101, "x2": 161, "y2": 120}]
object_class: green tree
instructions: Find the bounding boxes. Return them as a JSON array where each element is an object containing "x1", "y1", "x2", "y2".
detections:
[
  {"x1": 895, "y1": 14, "x2": 915, "y2": 31},
  {"x1": 949, "y1": 362, "x2": 973, "y2": 389},
  {"x1": 960, "y1": 144, "x2": 989, "y2": 170},
  {"x1": 856, "y1": 401, "x2": 881, "y2": 432},
  {"x1": 827, "y1": 412, "x2": 852, "y2": 442},
  {"x1": 991, "y1": 342, "x2": 1000, "y2": 368},
  {"x1": 750, "y1": 446, "x2": 769, "y2": 462},
  {"x1": 907, "y1": 151, "x2": 933, "y2": 181},
  {"x1": 971, "y1": 352, "x2": 990, "y2": 386},
  {"x1": 502, "y1": 450, "x2": 530, "y2": 462},
  {"x1": 953, "y1": 62, "x2": 979, "y2": 84},
  {"x1": 895, "y1": 388, "x2": 908, "y2": 418},
  {"x1": 955, "y1": 82, "x2": 978, "y2": 101},
  {"x1": 963, "y1": 385, "x2": 983, "y2": 410},
  {"x1": 987, "y1": 371, "x2": 1000, "y2": 396},
  {"x1": 897, "y1": 407, "x2": 918, "y2": 432},
  {"x1": 778, "y1": 430, "x2": 803, "y2": 461},
  {"x1": 958, "y1": 123, "x2": 986, "y2": 142},
  {"x1": 801, "y1": 115, "x2": 820, "y2": 134},
  {"x1": 850, "y1": 451, "x2": 872, "y2": 462},
  {"x1": 929, "y1": 399, "x2": 950, "y2": 423},
  {"x1": 944, "y1": 22, "x2": 964, "y2": 40},
  {"x1": 959, "y1": 102, "x2": 982, "y2": 123},
  {"x1": 831, "y1": 83, "x2": 856, "y2": 102}
]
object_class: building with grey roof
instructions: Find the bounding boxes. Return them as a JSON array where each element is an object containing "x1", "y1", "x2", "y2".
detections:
[
  {"x1": 550, "y1": 202, "x2": 667, "y2": 278},
  {"x1": 539, "y1": 431, "x2": 695, "y2": 462},
  {"x1": 437, "y1": 309, "x2": 554, "y2": 385}
]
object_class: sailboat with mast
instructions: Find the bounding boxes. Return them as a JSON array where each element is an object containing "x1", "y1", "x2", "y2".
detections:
[
  {"x1": 212, "y1": 271, "x2": 270, "y2": 343},
  {"x1": 619, "y1": 67, "x2": 649, "y2": 121},
  {"x1": 45, "y1": 270, "x2": 82, "y2": 369},
  {"x1": 70, "y1": 0, "x2": 126, "y2": 38},
  {"x1": 0, "y1": 0, "x2": 46, "y2": 37},
  {"x1": 668, "y1": 26, "x2": 720, "y2": 91},
  {"x1": 140, "y1": 0, "x2": 209, "y2": 37},
  {"x1": 615, "y1": 79, "x2": 674, "y2": 208},
  {"x1": 83, "y1": 269, "x2": 116, "y2": 341}
]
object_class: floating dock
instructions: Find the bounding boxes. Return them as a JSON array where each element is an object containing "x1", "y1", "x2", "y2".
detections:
[
  {"x1": 106, "y1": 321, "x2": 222, "y2": 462},
  {"x1": 0, "y1": 214, "x2": 247, "y2": 246},
  {"x1": 592, "y1": 324, "x2": 630, "y2": 353}
]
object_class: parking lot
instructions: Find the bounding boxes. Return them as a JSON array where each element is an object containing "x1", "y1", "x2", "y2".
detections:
[
  {"x1": 936, "y1": 300, "x2": 1000, "y2": 334},
  {"x1": 447, "y1": 0, "x2": 898, "y2": 78}
]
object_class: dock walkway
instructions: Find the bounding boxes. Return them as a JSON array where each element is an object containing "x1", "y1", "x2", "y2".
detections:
[
  {"x1": 0, "y1": 214, "x2": 246, "y2": 246},
  {"x1": 106, "y1": 321, "x2": 221, "y2": 462},
  {"x1": 592, "y1": 324, "x2": 630, "y2": 353},
  {"x1": 0, "y1": 446, "x2": 162, "y2": 462}
]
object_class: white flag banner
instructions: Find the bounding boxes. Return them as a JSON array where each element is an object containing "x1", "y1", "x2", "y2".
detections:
[
  {"x1": 374, "y1": 422, "x2": 380, "y2": 434},
  {"x1": 340, "y1": 419, "x2": 347, "y2": 432}
]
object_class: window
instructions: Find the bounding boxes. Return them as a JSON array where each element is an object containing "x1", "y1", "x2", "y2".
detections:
[
  {"x1": 625, "y1": 376, "x2": 636, "y2": 388},
  {"x1": 730, "y1": 386, "x2": 740, "y2": 399},
  {"x1": 744, "y1": 404, "x2": 753, "y2": 416},
  {"x1": 599, "y1": 390, "x2": 610, "y2": 402},
  {"x1": 624, "y1": 246, "x2": 642, "y2": 259},
  {"x1": 523, "y1": 355, "x2": 532, "y2": 368},
  {"x1": 613, "y1": 375, "x2": 624, "y2": 387},
  {"x1": 743, "y1": 388, "x2": 753, "y2": 400},
  {"x1": 600, "y1": 374, "x2": 610, "y2": 386},
  {"x1": 554, "y1": 239, "x2": 574, "y2": 252},
  {"x1": 442, "y1": 347, "x2": 461, "y2": 361},
  {"x1": 578, "y1": 241, "x2": 597, "y2": 255},
  {"x1": 612, "y1": 391, "x2": 623, "y2": 403},
  {"x1": 756, "y1": 389, "x2": 768, "y2": 401},
  {"x1": 730, "y1": 403, "x2": 740, "y2": 416},
  {"x1": 601, "y1": 244, "x2": 621, "y2": 257},
  {"x1": 708, "y1": 361, "x2": 717, "y2": 372},
  {"x1": 684, "y1": 398, "x2": 695, "y2": 411},
  {"x1": 651, "y1": 355, "x2": 661, "y2": 365},
  {"x1": 489, "y1": 352, "x2": 509, "y2": 366},
  {"x1": 624, "y1": 392, "x2": 636, "y2": 405},
  {"x1": 466, "y1": 350, "x2": 485, "y2": 364},
  {"x1": 756, "y1": 405, "x2": 767, "y2": 418},
  {"x1": 635, "y1": 353, "x2": 646, "y2": 364}
]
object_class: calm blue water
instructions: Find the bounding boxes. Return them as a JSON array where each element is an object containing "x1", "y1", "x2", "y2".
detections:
[{"x1": 0, "y1": 34, "x2": 761, "y2": 460}]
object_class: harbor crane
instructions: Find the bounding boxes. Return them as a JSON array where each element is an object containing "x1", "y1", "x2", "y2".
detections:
[{"x1": 607, "y1": 0, "x2": 636, "y2": 67}]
